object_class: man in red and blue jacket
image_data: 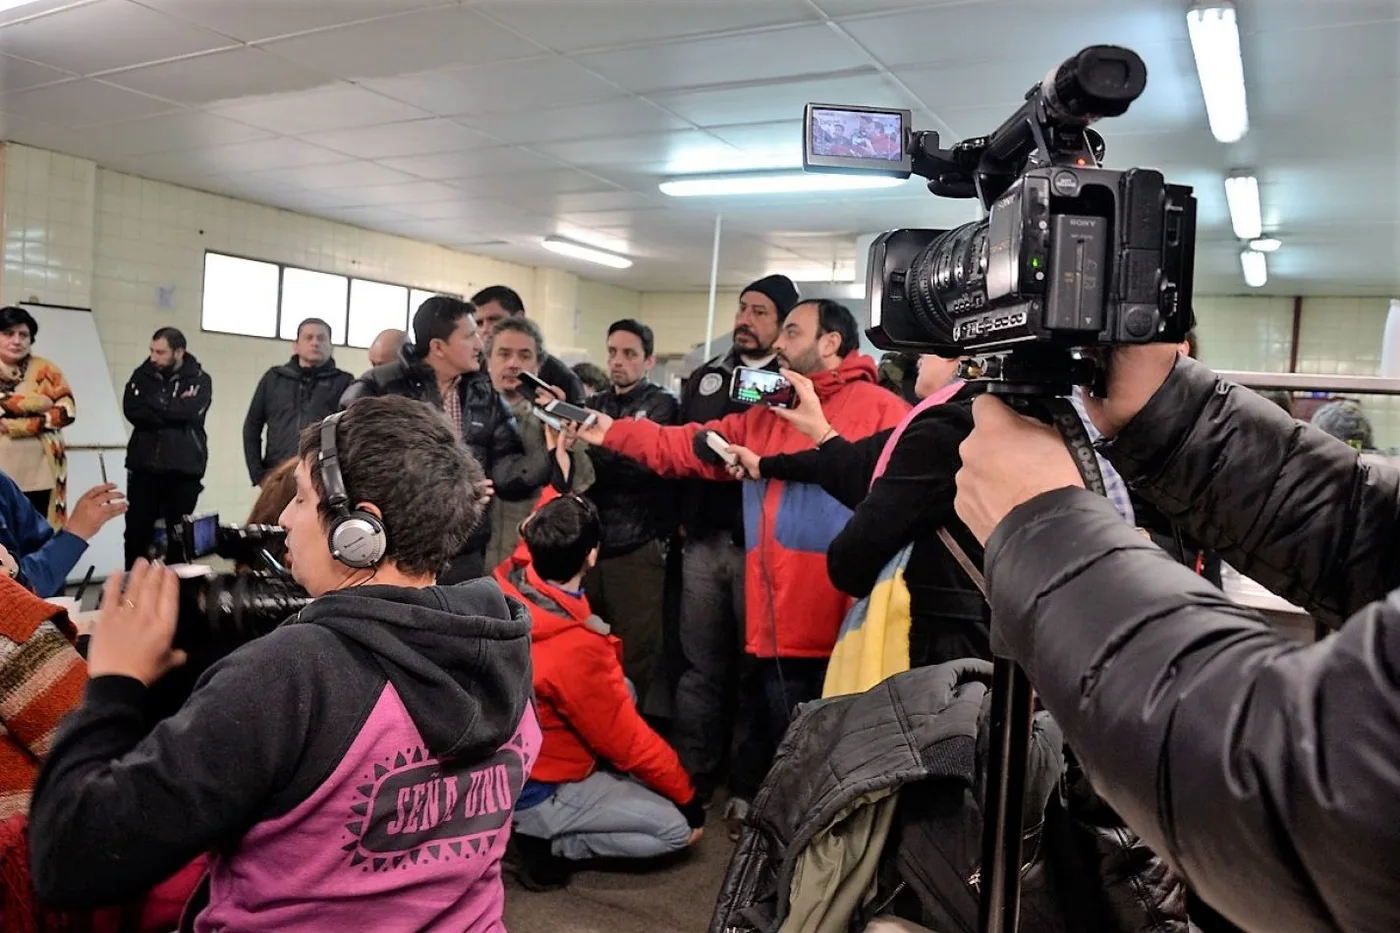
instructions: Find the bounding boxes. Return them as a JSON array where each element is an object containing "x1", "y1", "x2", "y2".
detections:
[
  {"x1": 573, "y1": 299, "x2": 909, "y2": 811},
  {"x1": 495, "y1": 474, "x2": 704, "y2": 890}
]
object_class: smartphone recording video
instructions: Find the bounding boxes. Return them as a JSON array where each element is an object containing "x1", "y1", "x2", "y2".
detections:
[{"x1": 730, "y1": 367, "x2": 797, "y2": 409}]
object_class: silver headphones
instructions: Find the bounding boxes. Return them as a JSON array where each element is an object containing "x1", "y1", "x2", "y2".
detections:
[{"x1": 318, "y1": 412, "x2": 387, "y2": 569}]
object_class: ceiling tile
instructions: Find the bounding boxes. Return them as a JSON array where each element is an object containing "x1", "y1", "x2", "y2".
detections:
[
  {"x1": 474, "y1": 0, "x2": 819, "y2": 53},
  {"x1": 315, "y1": 180, "x2": 467, "y2": 207},
  {"x1": 320, "y1": 205, "x2": 416, "y2": 227},
  {"x1": 391, "y1": 197, "x2": 501, "y2": 221},
  {"x1": 536, "y1": 130, "x2": 739, "y2": 172},
  {"x1": 650, "y1": 71, "x2": 917, "y2": 126},
  {"x1": 135, "y1": 0, "x2": 453, "y2": 43},
  {"x1": 549, "y1": 190, "x2": 665, "y2": 213},
  {"x1": 0, "y1": 0, "x2": 236, "y2": 76},
  {"x1": 61, "y1": 110, "x2": 273, "y2": 158},
  {"x1": 257, "y1": 7, "x2": 541, "y2": 80},
  {"x1": 460, "y1": 98, "x2": 691, "y2": 145},
  {"x1": 99, "y1": 47, "x2": 332, "y2": 106},
  {"x1": 810, "y1": 0, "x2": 951, "y2": 14},
  {"x1": 379, "y1": 146, "x2": 561, "y2": 180},
  {"x1": 449, "y1": 169, "x2": 613, "y2": 199},
  {"x1": 575, "y1": 24, "x2": 869, "y2": 93},
  {"x1": 209, "y1": 86, "x2": 432, "y2": 135},
  {"x1": 300, "y1": 118, "x2": 494, "y2": 160},
  {"x1": 0, "y1": 78, "x2": 178, "y2": 125},
  {"x1": 0, "y1": 110, "x2": 79, "y2": 151},
  {"x1": 0, "y1": 0, "x2": 100, "y2": 28},
  {"x1": 0, "y1": 52, "x2": 72, "y2": 92},
  {"x1": 363, "y1": 57, "x2": 623, "y2": 118},
  {"x1": 123, "y1": 137, "x2": 348, "y2": 175},
  {"x1": 239, "y1": 160, "x2": 418, "y2": 191}
]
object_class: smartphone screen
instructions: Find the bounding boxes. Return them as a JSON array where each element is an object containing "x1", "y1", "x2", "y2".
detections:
[
  {"x1": 730, "y1": 366, "x2": 797, "y2": 409},
  {"x1": 518, "y1": 371, "x2": 554, "y2": 396}
]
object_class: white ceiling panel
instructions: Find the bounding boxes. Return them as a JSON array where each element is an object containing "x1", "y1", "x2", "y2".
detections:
[
  {"x1": 134, "y1": 0, "x2": 455, "y2": 43},
  {"x1": 258, "y1": 7, "x2": 542, "y2": 80},
  {"x1": 318, "y1": 205, "x2": 416, "y2": 227},
  {"x1": 319, "y1": 179, "x2": 471, "y2": 207},
  {"x1": 1, "y1": 78, "x2": 177, "y2": 124},
  {"x1": 209, "y1": 86, "x2": 431, "y2": 135},
  {"x1": 100, "y1": 47, "x2": 332, "y2": 106},
  {"x1": 62, "y1": 110, "x2": 272, "y2": 158},
  {"x1": 462, "y1": 98, "x2": 692, "y2": 145},
  {"x1": 1248, "y1": 17, "x2": 1400, "y2": 86},
  {"x1": 547, "y1": 190, "x2": 666, "y2": 213},
  {"x1": 363, "y1": 57, "x2": 624, "y2": 118},
  {"x1": 536, "y1": 130, "x2": 739, "y2": 171},
  {"x1": 448, "y1": 169, "x2": 614, "y2": 199},
  {"x1": 391, "y1": 197, "x2": 504, "y2": 221},
  {"x1": 576, "y1": 25, "x2": 870, "y2": 93},
  {"x1": 651, "y1": 71, "x2": 922, "y2": 127},
  {"x1": 812, "y1": 0, "x2": 962, "y2": 14},
  {"x1": 0, "y1": 0, "x2": 236, "y2": 76},
  {"x1": 378, "y1": 146, "x2": 562, "y2": 180},
  {"x1": 238, "y1": 159, "x2": 418, "y2": 191},
  {"x1": 123, "y1": 137, "x2": 347, "y2": 175},
  {"x1": 300, "y1": 118, "x2": 493, "y2": 160},
  {"x1": 0, "y1": 52, "x2": 72, "y2": 92},
  {"x1": 474, "y1": 0, "x2": 818, "y2": 53}
]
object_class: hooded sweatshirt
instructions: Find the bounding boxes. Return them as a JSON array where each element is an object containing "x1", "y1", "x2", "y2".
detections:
[
  {"x1": 28, "y1": 580, "x2": 540, "y2": 933},
  {"x1": 604, "y1": 353, "x2": 909, "y2": 657}
]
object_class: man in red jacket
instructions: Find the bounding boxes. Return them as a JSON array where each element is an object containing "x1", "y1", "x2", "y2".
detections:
[
  {"x1": 496, "y1": 475, "x2": 704, "y2": 890},
  {"x1": 570, "y1": 299, "x2": 909, "y2": 828}
]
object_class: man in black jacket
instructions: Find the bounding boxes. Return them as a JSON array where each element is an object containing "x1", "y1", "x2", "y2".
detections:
[
  {"x1": 671, "y1": 275, "x2": 795, "y2": 804},
  {"x1": 583, "y1": 319, "x2": 678, "y2": 713},
  {"x1": 122, "y1": 327, "x2": 211, "y2": 568},
  {"x1": 242, "y1": 317, "x2": 353, "y2": 486},
  {"x1": 955, "y1": 343, "x2": 1400, "y2": 933},
  {"x1": 341, "y1": 296, "x2": 540, "y2": 583},
  {"x1": 471, "y1": 285, "x2": 586, "y2": 403}
]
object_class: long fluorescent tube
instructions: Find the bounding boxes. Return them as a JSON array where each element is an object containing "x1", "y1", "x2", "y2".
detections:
[
  {"x1": 1187, "y1": 2, "x2": 1250, "y2": 143},
  {"x1": 1224, "y1": 173, "x2": 1261, "y2": 240},
  {"x1": 660, "y1": 171, "x2": 904, "y2": 197},
  {"x1": 541, "y1": 236, "x2": 632, "y2": 269},
  {"x1": 1240, "y1": 249, "x2": 1267, "y2": 287}
]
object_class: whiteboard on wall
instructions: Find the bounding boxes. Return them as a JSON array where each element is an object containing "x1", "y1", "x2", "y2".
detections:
[{"x1": 17, "y1": 304, "x2": 128, "y2": 582}]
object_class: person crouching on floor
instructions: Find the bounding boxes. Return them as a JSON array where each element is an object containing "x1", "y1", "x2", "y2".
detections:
[
  {"x1": 496, "y1": 425, "x2": 704, "y2": 891},
  {"x1": 27, "y1": 396, "x2": 540, "y2": 932}
]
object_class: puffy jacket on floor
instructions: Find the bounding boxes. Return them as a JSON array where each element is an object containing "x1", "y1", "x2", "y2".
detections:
[{"x1": 710, "y1": 661, "x2": 1192, "y2": 933}]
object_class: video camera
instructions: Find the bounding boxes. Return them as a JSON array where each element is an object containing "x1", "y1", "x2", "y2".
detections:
[{"x1": 804, "y1": 45, "x2": 1197, "y2": 394}]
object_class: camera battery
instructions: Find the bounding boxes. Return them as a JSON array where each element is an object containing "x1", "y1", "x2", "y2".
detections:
[{"x1": 1044, "y1": 215, "x2": 1106, "y2": 333}]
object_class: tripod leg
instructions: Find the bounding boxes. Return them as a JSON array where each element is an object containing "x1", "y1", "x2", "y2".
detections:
[{"x1": 977, "y1": 657, "x2": 1035, "y2": 933}]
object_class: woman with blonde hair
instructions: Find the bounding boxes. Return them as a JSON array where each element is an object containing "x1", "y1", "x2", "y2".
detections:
[{"x1": 0, "y1": 307, "x2": 75, "y2": 526}]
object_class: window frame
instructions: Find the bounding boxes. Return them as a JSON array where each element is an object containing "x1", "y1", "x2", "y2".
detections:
[{"x1": 198, "y1": 249, "x2": 461, "y2": 349}]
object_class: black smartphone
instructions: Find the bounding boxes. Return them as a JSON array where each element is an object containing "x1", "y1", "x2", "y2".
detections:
[
  {"x1": 729, "y1": 366, "x2": 797, "y2": 409},
  {"x1": 543, "y1": 399, "x2": 598, "y2": 427},
  {"x1": 518, "y1": 371, "x2": 556, "y2": 397}
]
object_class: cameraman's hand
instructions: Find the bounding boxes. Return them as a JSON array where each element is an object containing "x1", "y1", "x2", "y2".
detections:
[
  {"x1": 955, "y1": 395, "x2": 1084, "y2": 543},
  {"x1": 771, "y1": 369, "x2": 832, "y2": 444},
  {"x1": 87, "y1": 560, "x2": 186, "y2": 686},
  {"x1": 1079, "y1": 344, "x2": 1181, "y2": 439},
  {"x1": 66, "y1": 484, "x2": 127, "y2": 540},
  {"x1": 727, "y1": 444, "x2": 761, "y2": 480}
]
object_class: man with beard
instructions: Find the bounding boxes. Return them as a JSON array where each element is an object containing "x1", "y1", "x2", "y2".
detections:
[
  {"x1": 571, "y1": 300, "x2": 908, "y2": 823},
  {"x1": 579, "y1": 319, "x2": 678, "y2": 715},
  {"x1": 671, "y1": 275, "x2": 796, "y2": 807},
  {"x1": 122, "y1": 327, "x2": 212, "y2": 567}
]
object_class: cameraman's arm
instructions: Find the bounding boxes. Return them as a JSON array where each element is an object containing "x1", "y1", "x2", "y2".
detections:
[
  {"x1": 987, "y1": 487, "x2": 1400, "y2": 933},
  {"x1": 1102, "y1": 356, "x2": 1400, "y2": 623}
]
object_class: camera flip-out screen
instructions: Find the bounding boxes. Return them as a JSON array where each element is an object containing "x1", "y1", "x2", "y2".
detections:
[{"x1": 803, "y1": 103, "x2": 911, "y2": 177}]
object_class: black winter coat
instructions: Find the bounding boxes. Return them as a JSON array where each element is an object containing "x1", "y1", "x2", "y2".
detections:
[
  {"x1": 122, "y1": 354, "x2": 212, "y2": 477},
  {"x1": 242, "y1": 357, "x2": 354, "y2": 485},
  {"x1": 585, "y1": 380, "x2": 679, "y2": 558},
  {"x1": 988, "y1": 355, "x2": 1400, "y2": 933},
  {"x1": 340, "y1": 352, "x2": 536, "y2": 554}
]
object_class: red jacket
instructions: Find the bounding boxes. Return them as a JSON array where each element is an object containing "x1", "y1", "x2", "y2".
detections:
[
  {"x1": 494, "y1": 519, "x2": 695, "y2": 806},
  {"x1": 605, "y1": 353, "x2": 909, "y2": 658}
]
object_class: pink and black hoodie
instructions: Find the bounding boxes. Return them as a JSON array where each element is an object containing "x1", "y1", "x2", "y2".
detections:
[{"x1": 27, "y1": 579, "x2": 540, "y2": 932}]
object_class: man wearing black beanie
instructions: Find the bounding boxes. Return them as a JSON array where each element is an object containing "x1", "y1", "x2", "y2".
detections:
[{"x1": 671, "y1": 274, "x2": 797, "y2": 810}]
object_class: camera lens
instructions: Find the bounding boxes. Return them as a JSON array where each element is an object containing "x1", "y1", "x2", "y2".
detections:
[{"x1": 904, "y1": 219, "x2": 989, "y2": 344}]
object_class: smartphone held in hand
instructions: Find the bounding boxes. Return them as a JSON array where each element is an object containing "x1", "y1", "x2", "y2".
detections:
[{"x1": 730, "y1": 366, "x2": 797, "y2": 409}]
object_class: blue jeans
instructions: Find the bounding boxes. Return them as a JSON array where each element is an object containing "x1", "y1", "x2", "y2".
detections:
[{"x1": 513, "y1": 770, "x2": 691, "y2": 861}]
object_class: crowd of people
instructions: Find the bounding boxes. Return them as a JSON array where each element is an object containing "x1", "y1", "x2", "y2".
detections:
[{"x1": 0, "y1": 278, "x2": 1390, "y2": 933}]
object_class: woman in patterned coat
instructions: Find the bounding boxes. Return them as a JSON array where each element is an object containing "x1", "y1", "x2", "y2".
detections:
[{"x1": 0, "y1": 307, "x2": 75, "y2": 526}]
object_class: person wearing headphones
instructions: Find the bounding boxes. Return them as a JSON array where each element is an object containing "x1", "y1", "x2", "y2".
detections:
[{"x1": 27, "y1": 396, "x2": 541, "y2": 932}]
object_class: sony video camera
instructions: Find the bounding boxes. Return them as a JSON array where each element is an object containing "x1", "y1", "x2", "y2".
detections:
[{"x1": 804, "y1": 45, "x2": 1197, "y2": 393}]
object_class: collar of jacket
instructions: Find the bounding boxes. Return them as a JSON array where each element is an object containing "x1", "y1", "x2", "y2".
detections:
[{"x1": 807, "y1": 351, "x2": 879, "y2": 401}]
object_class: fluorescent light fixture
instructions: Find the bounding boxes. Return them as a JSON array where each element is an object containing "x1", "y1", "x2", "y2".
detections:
[
  {"x1": 1248, "y1": 236, "x2": 1281, "y2": 252},
  {"x1": 541, "y1": 236, "x2": 632, "y2": 269},
  {"x1": 660, "y1": 171, "x2": 904, "y2": 197},
  {"x1": 1224, "y1": 173, "x2": 1261, "y2": 240},
  {"x1": 1187, "y1": 2, "x2": 1250, "y2": 143},
  {"x1": 1240, "y1": 248, "x2": 1267, "y2": 287}
]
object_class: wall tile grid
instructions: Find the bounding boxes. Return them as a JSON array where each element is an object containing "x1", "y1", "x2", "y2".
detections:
[{"x1": 2, "y1": 146, "x2": 96, "y2": 310}]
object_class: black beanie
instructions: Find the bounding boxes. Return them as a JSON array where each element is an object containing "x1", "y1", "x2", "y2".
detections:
[{"x1": 740, "y1": 274, "x2": 799, "y2": 319}]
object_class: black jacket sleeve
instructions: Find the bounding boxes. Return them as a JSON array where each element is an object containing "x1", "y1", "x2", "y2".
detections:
[
  {"x1": 826, "y1": 409, "x2": 969, "y2": 599},
  {"x1": 589, "y1": 389, "x2": 680, "y2": 484},
  {"x1": 121, "y1": 372, "x2": 163, "y2": 430},
  {"x1": 1101, "y1": 357, "x2": 1400, "y2": 625},
  {"x1": 161, "y1": 371, "x2": 212, "y2": 426},
  {"x1": 760, "y1": 431, "x2": 887, "y2": 509},
  {"x1": 243, "y1": 372, "x2": 271, "y2": 485},
  {"x1": 984, "y1": 487, "x2": 1400, "y2": 933},
  {"x1": 484, "y1": 397, "x2": 535, "y2": 496}
]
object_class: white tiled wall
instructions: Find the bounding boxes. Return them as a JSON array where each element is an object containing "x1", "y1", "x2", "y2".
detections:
[
  {"x1": 640, "y1": 290, "x2": 741, "y2": 357},
  {"x1": 576, "y1": 278, "x2": 642, "y2": 363},
  {"x1": 0, "y1": 142, "x2": 641, "y2": 524}
]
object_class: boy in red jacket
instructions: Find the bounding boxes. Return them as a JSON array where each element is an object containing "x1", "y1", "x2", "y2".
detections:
[{"x1": 496, "y1": 450, "x2": 704, "y2": 890}]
